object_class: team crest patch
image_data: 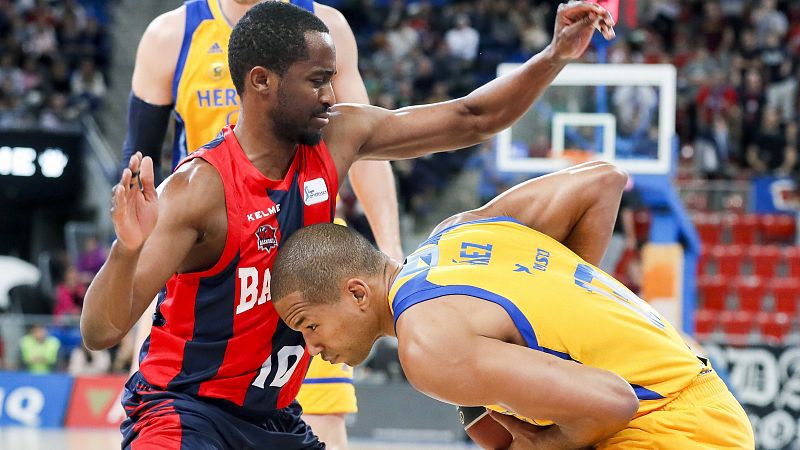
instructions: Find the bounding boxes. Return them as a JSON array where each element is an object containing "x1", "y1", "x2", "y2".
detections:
[
  {"x1": 209, "y1": 61, "x2": 226, "y2": 80},
  {"x1": 255, "y1": 225, "x2": 278, "y2": 252}
]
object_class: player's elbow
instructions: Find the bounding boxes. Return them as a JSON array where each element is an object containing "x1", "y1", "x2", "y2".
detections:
[
  {"x1": 592, "y1": 162, "x2": 629, "y2": 193},
  {"x1": 80, "y1": 317, "x2": 124, "y2": 351},
  {"x1": 591, "y1": 379, "x2": 638, "y2": 440}
]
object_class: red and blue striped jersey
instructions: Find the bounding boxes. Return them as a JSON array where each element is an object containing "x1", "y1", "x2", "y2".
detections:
[{"x1": 138, "y1": 124, "x2": 338, "y2": 418}]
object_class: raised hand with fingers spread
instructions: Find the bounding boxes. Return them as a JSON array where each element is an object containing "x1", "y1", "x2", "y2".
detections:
[{"x1": 111, "y1": 152, "x2": 158, "y2": 251}]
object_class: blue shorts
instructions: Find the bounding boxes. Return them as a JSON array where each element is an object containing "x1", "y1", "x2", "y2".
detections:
[{"x1": 121, "y1": 372, "x2": 324, "y2": 450}]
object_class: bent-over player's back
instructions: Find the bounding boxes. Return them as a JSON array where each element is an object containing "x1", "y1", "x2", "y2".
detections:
[{"x1": 390, "y1": 216, "x2": 705, "y2": 418}]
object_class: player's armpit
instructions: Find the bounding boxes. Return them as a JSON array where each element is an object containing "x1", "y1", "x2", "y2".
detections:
[{"x1": 397, "y1": 299, "x2": 637, "y2": 448}]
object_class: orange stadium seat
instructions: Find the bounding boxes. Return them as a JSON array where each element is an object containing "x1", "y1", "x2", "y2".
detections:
[
  {"x1": 757, "y1": 312, "x2": 793, "y2": 345},
  {"x1": 697, "y1": 275, "x2": 729, "y2": 311}
]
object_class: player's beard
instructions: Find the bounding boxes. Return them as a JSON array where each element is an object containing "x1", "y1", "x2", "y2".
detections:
[{"x1": 270, "y1": 86, "x2": 323, "y2": 146}]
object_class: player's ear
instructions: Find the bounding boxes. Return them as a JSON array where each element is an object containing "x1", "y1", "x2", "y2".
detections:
[
  {"x1": 346, "y1": 278, "x2": 370, "y2": 310},
  {"x1": 247, "y1": 66, "x2": 274, "y2": 96}
]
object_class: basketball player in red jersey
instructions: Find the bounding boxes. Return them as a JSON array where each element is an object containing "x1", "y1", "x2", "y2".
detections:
[
  {"x1": 82, "y1": 2, "x2": 614, "y2": 448},
  {"x1": 123, "y1": 2, "x2": 401, "y2": 446}
]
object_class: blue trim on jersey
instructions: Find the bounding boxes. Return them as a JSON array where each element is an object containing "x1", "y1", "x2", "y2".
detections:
[
  {"x1": 271, "y1": 171, "x2": 305, "y2": 243},
  {"x1": 301, "y1": 377, "x2": 353, "y2": 385},
  {"x1": 168, "y1": 252, "x2": 240, "y2": 393},
  {"x1": 630, "y1": 384, "x2": 665, "y2": 401},
  {"x1": 173, "y1": 0, "x2": 214, "y2": 101},
  {"x1": 539, "y1": 346, "x2": 578, "y2": 362},
  {"x1": 172, "y1": 110, "x2": 188, "y2": 169},
  {"x1": 393, "y1": 282, "x2": 539, "y2": 350},
  {"x1": 290, "y1": 0, "x2": 315, "y2": 12},
  {"x1": 422, "y1": 216, "x2": 524, "y2": 247}
]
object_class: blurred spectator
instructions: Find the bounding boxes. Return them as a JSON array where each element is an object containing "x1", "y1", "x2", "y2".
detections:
[
  {"x1": 752, "y1": 0, "x2": 788, "y2": 44},
  {"x1": 76, "y1": 235, "x2": 106, "y2": 280},
  {"x1": 746, "y1": 107, "x2": 797, "y2": 176},
  {"x1": 39, "y1": 92, "x2": 80, "y2": 130},
  {"x1": 600, "y1": 179, "x2": 643, "y2": 275},
  {"x1": 0, "y1": 0, "x2": 111, "y2": 131},
  {"x1": 445, "y1": 14, "x2": 479, "y2": 62},
  {"x1": 23, "y1": 15, "x2": 56, "y2": 57},
  {"x1": 694, "y1": 114, "x2": 734, "y2": 179},
  {"x1": 70, "y1": 58, "x2": 106, "y2": 110},
  {"x1": 68, "y1": 343, "x2": 110, "y2": 376},
  {"x1": 739, "y1": 68, "x2": 767, "y2": 149},
  {"x1": 19, "y1": 324, "x2": 60, "y2": 374},
  {"x1": 761, "y1": 33, "x2": 795, "y2": 121},
  {"x1": 54, "y1": 265, "x2": 85, "y2": 319}
]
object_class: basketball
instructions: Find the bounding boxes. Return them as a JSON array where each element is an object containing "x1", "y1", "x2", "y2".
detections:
[{"x1": 457, "y1": 406, "x2": 513, "y2": 450}]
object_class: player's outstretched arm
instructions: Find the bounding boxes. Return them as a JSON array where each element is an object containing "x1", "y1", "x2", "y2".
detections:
[
  {"x1": 318, "y1": 3, "x2": 403, "y2": 261},
  {"x1": 327, "y1": 1, "x2": 614, "y2": 165},
  {"x1": 397, "y1": 296, "x2": 638, "y2": 448},
  {"x1": 81, "y1": 156, "x2": 220, "y2": 350}
]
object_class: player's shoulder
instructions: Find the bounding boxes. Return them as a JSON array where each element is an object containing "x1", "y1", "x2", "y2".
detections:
[
  {"x1": 313, "y1": 2, "x2": 348, "y2": 26},
  {"x1": 140, "y1": 5, "x2": 187, "y2": 55},
  {"x1": 160, "y1": 158, "x2": 224, "y2": 217}
]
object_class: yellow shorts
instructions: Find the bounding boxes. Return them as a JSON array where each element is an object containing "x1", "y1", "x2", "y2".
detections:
[
  {"x1": 597, "y1": 371, "x2": 754, "y2": 449},
  {"x1": 296, "y1": 356, "x2": 357, "y2": 415}
]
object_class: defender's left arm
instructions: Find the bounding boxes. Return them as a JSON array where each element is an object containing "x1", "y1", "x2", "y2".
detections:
[
  {"x1": 344, "y1": 2, "x2": 614, "y2": 161},
  {"x1": 317, "y1": 4, "x2": 403, "y2": 261}
]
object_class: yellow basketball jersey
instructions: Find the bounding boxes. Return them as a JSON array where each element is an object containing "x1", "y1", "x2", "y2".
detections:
[
  {"x1": 171, "y1": 0, "x2": 314, "y2": 169},
  {"x1": 389, "y1": 217, "x2": 705, "y2": 422}
]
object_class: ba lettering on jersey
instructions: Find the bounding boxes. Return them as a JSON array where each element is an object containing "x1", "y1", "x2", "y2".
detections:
[{"x1": 138, "y1": 125, "x2": 339, "y2": 417}]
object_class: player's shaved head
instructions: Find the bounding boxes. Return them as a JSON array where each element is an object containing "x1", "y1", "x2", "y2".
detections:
[
  {"x1": 228, "y1": 2, "x2": 329, "y2": 96},
  {"x1": 272, "y1": 223, "x2": 388, "y2": 305}
]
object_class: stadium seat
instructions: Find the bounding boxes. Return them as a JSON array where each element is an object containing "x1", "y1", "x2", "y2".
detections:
[
  {"x1": 749, "y1": 245, "x2": 780, "y2": 279},
  {"x1": 783, "y1": 246, "x2": 800, "y2": 278},
  {"x1": 697, "y1": 275, "x2": 728, "y2": 311},
  {"x1": 760, "y1": 214, "x2": 796, "y2": 244},
  {"x1": 712, "y1": 245, "x2": 744, "y2": 278},
  {"x1": 694, "y1": 309, "x2": 717, "y2": 343},
  {"x1": 772, "y1": 278, "x2": 800, "y2": 315},
  {"x1": 693, "y1": 212, "x2": 723, "y2": 245},
  {"x1": 756, "y1": 312, "x2": 793, "y2": 345},
  {"x1": 733, "y1": 276, "x2": 766, "y2": 313},
  {"x1": 725, "y1": 213, "x2": 759, "y2": 245},
  {"x1": 719, "y1": 311, "x2": 754, "y2": 346}
]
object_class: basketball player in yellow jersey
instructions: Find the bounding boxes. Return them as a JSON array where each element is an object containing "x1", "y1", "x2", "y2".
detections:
[
  {"x1": 123, "y1": 1, "x2": 402, "y2": 447},
  {"x1": 271, "y1": 162, "x2": 755, "y2": 449}
]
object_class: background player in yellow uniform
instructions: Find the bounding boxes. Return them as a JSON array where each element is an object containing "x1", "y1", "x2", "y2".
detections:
[
  {"x1": 271, "y1": 162, "x2": 755, "y2": 449},
  {"x1": 122, "y1": 1, "x2": 402, "y2": 447}
]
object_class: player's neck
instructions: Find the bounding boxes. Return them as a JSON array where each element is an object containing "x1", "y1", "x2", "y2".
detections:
[
  {"x1": 234, "y1": 112, "x2": 297, "y2": 180},
  {"x1": 380, "y1": 260, "x2": 403, "y2": 337},
  {"x1": 219, "y1": 0, "x2": 252, "y2": 26}
]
